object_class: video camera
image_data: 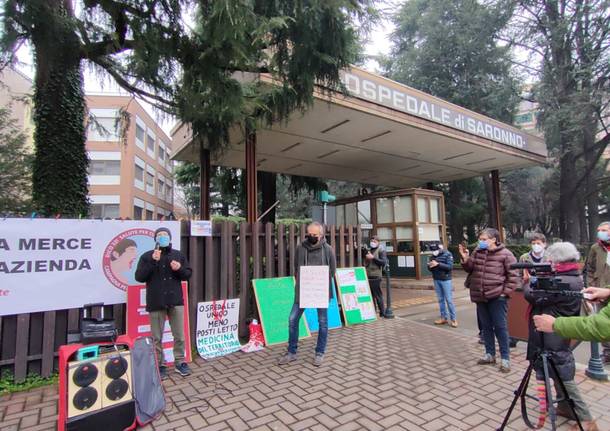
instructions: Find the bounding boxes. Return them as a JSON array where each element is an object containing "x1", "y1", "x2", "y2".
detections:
[{"x1": 509, "y1": 262, "x2": 583, "y2": 301}]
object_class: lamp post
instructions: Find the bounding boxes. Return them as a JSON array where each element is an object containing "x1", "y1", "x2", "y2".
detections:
[
  {"x1": 384, "y1": 264, "x2": 394, "y2": 319},
  {"x1": 582, "y1": 268, "x2": 608, "y2": 381}
]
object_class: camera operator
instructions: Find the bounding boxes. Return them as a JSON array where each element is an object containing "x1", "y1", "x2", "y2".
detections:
[
  {"x1": 428, "y1": 243, "x2": 457, "y2": 328},
  {"x1": 524, "y1": 242, "x2": 596, "y2": 431},
  {"x1": 365, "y1": 236, "x2": 388, "y2": 318}
]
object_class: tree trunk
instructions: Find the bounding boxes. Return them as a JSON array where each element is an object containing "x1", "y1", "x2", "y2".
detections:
[
  {"x1": 30, "y1": 0, "x2": 88, "y2": 217},
  {"x1": 483, "y1": 173, "x2": 499, "y2": 229},
  {"x1": 584, "y1": 123, "x2": 600, "y2": 241},
  {"x1": 558, "y1": 153, "x2": 580, "y2": 241},
  {"x1": 448, "y1": 181, "x2": 463, "y2": 244}
]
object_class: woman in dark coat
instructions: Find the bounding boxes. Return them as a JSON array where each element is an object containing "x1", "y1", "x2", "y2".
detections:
[
  {"x1": 524, "y1": 242, "x2": 596, "y2": 430},
  {"x1": 459, "y1": 228, "x2": 520, "y2": 373}
]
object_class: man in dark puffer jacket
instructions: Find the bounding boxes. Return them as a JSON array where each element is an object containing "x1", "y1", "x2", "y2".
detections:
[
  {"x1": 135, "y1": 227, "x2": 192, "y2": 380},
  {"x1": 459, "y1": 228, "x2": 520, "y2": 373}
]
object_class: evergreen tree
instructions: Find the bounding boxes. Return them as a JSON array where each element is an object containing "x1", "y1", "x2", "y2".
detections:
[
  {"x1": 0, "y1": 107, "x2": 32, "y2": 214},
  {"x1": 384, "y1": 0, "x2": 520, "y2": 243}
]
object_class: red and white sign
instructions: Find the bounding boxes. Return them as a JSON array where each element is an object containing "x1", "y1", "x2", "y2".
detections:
[{"x1": 126, "y1": 282, "x2": 192, "y2": 365}]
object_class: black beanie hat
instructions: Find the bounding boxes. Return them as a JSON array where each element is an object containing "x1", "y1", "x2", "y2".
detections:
[{"x1": 154, "y1": 227, "x2": 172, "y2": 240}]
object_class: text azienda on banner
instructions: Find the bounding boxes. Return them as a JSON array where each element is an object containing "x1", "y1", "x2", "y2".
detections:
[{"x1": 0, "y1": 236, "x2": 93, "y2": 274}]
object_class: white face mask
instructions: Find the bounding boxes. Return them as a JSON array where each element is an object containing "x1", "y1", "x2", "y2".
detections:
[
  {"x1": 370, "y1": 242, "x2": 378, "y2": 249},
  {"x1": 531, "y1": 244, "x2": 545, "y2": 254},
  {"x1": 432, "y1": 250, "x2": 440, "y2": 256}
]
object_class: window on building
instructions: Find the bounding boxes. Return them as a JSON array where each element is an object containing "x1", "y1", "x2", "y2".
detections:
[
  {"x1": 376, "y1": 227, "x2": 394, "y2": 252},
  {"x1": 396, "y1": 227, "x2": 414, "y2": 252},
  {"x1": 89, "y1": 160, "x2": 121, "y2": 175},
  {"x1": 357, "y1": 200, "x2": 371, "y2": 224},
  {"x1": 135, "y1": 123, "x2": 145, "y2": 145},
  {"x1": 394, "y1": 196, "x2": 413, "y2": 222},
  {"x1": 430, "y1": 198, "x2": 440, "y2": 223},
  {"x1": 158, "y1": 148, "x2": 165, "y2": 162},
  {"x1": 335, "y1": 205, "x2": 345, "y2": 226},
  {"x1": 376, "y1": 198, "x2": 394, "y2": 223},
  {"x1": 146, "y1": 133, "x2": 155, "y2": 155},
  {"x1": 88, "y1": 111, "x2": 119, "y2": 141},
  {"x1": 146, "y1": 172, "x2": 154, "y2": 189},
  {"x1": 157, "y1": 179, "x2": 165, "y2": 198},
  {"x1": 145, "y1": 209, "x2": 154, "y2": 220},
  {"x1": 417, "y1": 197, "x2": 429, "y2": 222},
  {"x1": 90, "y1": 204, "x2": 120, "y2": 219},
  {"x1": 135, "y1": 165, "x2": 144, "y2": 182},
  {"x1": 133, "y1": 206, "x2": 143, "y2": 220},
  {"x1": 165, "y1": 185, "x2": 173, "y2": 202}
]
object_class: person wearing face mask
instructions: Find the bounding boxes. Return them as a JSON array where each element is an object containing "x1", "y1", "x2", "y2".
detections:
[
  {"x1": 428, "y1": 243, "x2": 457, "y2": 327},
  {"x1": 365, "y1": 236, "x2": 389, "y2": 318},
  {"x1": 584, "y1": 221, "x2": 610, "y2": 364},
  {"x1": 278, "y1": 222, "x2": 337, "y2": 367},
  {"x1": 135, "y1": 227, "x2": 193, "y2": 380},
  {"x1": 459, "y1": 228, "x2": 519, "y2": 373}
]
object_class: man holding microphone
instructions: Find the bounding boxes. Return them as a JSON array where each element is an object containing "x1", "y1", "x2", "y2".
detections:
[{"x1": 135, "y1": 227, "x2": 192, "y2": 380}]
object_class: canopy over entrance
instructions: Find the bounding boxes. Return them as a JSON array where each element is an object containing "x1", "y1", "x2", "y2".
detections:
[{"x1": 172, "y1": 66, "x2": 546, "y2": 188}]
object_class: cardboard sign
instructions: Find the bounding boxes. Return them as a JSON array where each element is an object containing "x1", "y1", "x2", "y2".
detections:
[
  {"x1": 335, "y1": 267, "x2": 377, "y2": 326},
  {"x1": 252, "y1": 277, "x2": 310, "y2": 345},
  {"x1": 190, "y1": 220, "x2": 212, "y2": 237},
  {"x1": 126, "y1": 282, "x2": 192, "y2": 365},
  {"x1": 299, "y1": 265, "x2": 330, "y2": 308},
  {"x1": 196, "y1": 299, "x2": 241, "y2": 359}
]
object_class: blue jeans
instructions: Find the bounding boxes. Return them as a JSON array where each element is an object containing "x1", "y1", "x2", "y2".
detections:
[
  {"x1": 477, "y1": 297, "x2": 510, "y2": 360},
  {"x1": 433, "y1": 279, "x2": 456, "y2": 321},
  {"x1": 288, "y1": 302, "x2": 328, "y2": 355}
]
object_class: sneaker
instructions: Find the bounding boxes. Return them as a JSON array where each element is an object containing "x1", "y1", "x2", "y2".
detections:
[
  {"x1": 278, "y1": 352, "x2": 297, "y2": 365},
  {"x1": 313, "y1": 353, "x2": 324, "y2": 367},
  {"x1": 499, "y1": 359, "x2": 511, "y2": 373},
  {"x1": 477, "y1": 354, "x2": 496, "y2": 365},
  {"x1": 450, "y1": 320, "x2": 458, "y2": 328},
  {"x1": 175, "y1": 362, "x2": 192, "y2": 377},
  {"x1": 434, "y1": 319, "x2": 448, "y2": 325},
  {"x1": 159, "y1": 365, "x2": 168, "y2": 381}
]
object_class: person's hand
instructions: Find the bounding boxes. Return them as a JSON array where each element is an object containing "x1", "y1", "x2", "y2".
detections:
[
  {"x1": 428, "y1": 260, "x2": 439, "y2": 268},
  {"x1": 170, "y1": 260, "x2": 181, "y2": 271},
  {"x1": 365, "y1": 252, "x2": 374, "y2": 260},
  {"x1": 152, "y1": 249, "x2": 161, "y2": 261},
  {"x1": 533, "y1": 314, "x2": 556, "y2": 333},
  {"x1": 523, "y1": 269, "x2": 531, "y2": 283},
  {"x1": 458, "y1": 244, "x2": 469, "y2": 261},
  {"x1": 582, "y1": 287, "x2": 610, "y2": 302}
]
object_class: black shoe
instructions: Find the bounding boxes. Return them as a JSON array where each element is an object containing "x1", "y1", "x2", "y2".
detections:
[
  {"x1": 509, "y1": 339, "x2": 518, "y2": 348},
  {"x1": 478, "y1": 338, "x2": 485, "y2": 345},
  {"x1": 175, "y1": 362, "x2": 192, "y2": 377},
  {"x1": 159, "y1": 365, "x2": 168, "y2": 381}
]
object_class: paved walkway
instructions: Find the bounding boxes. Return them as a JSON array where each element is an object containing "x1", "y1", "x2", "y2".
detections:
[{"x1": 2, "y1": 316, "x2": 609, "y2": 430}]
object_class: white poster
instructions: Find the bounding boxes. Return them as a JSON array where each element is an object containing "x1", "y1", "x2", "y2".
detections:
[
  {"x1": 0, "y1": 219, "x2": 180, "y2": 316},
  {"x1": 196, "y1": 299, "x2": 241, "y2": 359},
  {"x1": 299, "y1": 265, "x2": 330, "y2": 308},
  {"x1": 406, "y1": 256, "x2": 415, "y2": 267},
  {"x1": 190, "y1": 220, "x2": 212, "y2": 237},
  {"x1": 397, "y1": 256, "x2": 407, "y2": 267}
]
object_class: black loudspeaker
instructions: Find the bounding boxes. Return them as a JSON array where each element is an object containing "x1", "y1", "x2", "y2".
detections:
[{"x1": 66, "y1": 351, "x2": 135, "y2": 430}]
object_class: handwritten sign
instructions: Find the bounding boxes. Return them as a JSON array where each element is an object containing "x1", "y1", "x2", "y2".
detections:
[
  {"x1": 299, "y1": 265, "x2": 330, "y2": 309},
  {"x1": 196, "y1": 299, "x2": 241, "y2": 360}
]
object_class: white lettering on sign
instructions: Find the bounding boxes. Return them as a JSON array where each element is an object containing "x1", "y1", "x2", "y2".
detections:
[{"x1": 340, "y1": 71, "x2": 527, "y2": 150}]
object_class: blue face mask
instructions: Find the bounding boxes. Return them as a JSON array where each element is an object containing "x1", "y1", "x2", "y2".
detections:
[
  {"x1": 478, "y1": 240, "x2": 489, "y2": 250},
  {"x1": 597, "y1": 231, "x2": 610, "y2": 242},
  {"x1": 157, "y1": 235, "x2": 170, "y2": 248}
]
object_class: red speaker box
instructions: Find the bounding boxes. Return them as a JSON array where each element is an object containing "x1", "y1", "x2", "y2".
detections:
[{"x1": 58, "y1": 335, "x2": 136, "y2": 431}]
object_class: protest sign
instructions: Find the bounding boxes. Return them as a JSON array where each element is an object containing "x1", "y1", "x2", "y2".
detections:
[
  {"x1": 0, "y1": 219, "x2": 180, "y2": 316},
  {"x1": 196, "y1": 299, "x2": 241, "y2": 359},
  {"x1": 126, "y1": 282, "x2": 192, "y2": 365},
  {"x1": 335, "y1": 267, "x2": 377, "y2": 326},
  {"x1": 304, "y1": 279, "x2": 342, "y2": 332},
  {"x1": 252, "y1": 277, "x2": 309, "y2": 345},
  {"x1": 299, "y1": 265, "x2": 329, "y2": 308},
  {"x1": 190, "y1": 220, "x2": 212, "y2": 237}
]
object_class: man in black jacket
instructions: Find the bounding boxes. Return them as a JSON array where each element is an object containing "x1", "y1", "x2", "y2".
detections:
[
  {"x1": 135, "y1": 227, "x2": 192, "y2": 379},
  {"x1": 429, "y1": 243, "x2": 457, "y2": 327},
  {"x1": 278, "y1": 222, "x2": 337, "y2": 367},
  {"x1": 365, "y1": 236, "x2": 388, "y2": 318}
]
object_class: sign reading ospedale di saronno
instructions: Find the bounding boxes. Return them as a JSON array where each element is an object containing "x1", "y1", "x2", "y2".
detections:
[{"x1": 341, "y1": 71, "x2": 527, "y2": 150}]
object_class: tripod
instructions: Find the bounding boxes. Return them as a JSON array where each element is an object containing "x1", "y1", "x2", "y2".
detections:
[{"x1": 498, "y1": 345, "x2": 584, "y2": 431}]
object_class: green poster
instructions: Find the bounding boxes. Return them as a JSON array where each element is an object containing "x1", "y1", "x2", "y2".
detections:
[
  {"x1": 335, "y1": 267, "x2": 377, "y2": 326},
  {"x1": 252, "y1": 277, "x2": 310, "y2": 345}
]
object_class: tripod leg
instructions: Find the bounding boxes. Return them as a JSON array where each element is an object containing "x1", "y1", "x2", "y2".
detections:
[
  {"x1": 498, "y1": 362, "x2": 534, "y2": 431},
  {"x1": 541, "y1": 355, "x2": 557, "y2": 431},
  {"x1": 547, "y1": 359, "x2": 585, "y2": 431}
]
